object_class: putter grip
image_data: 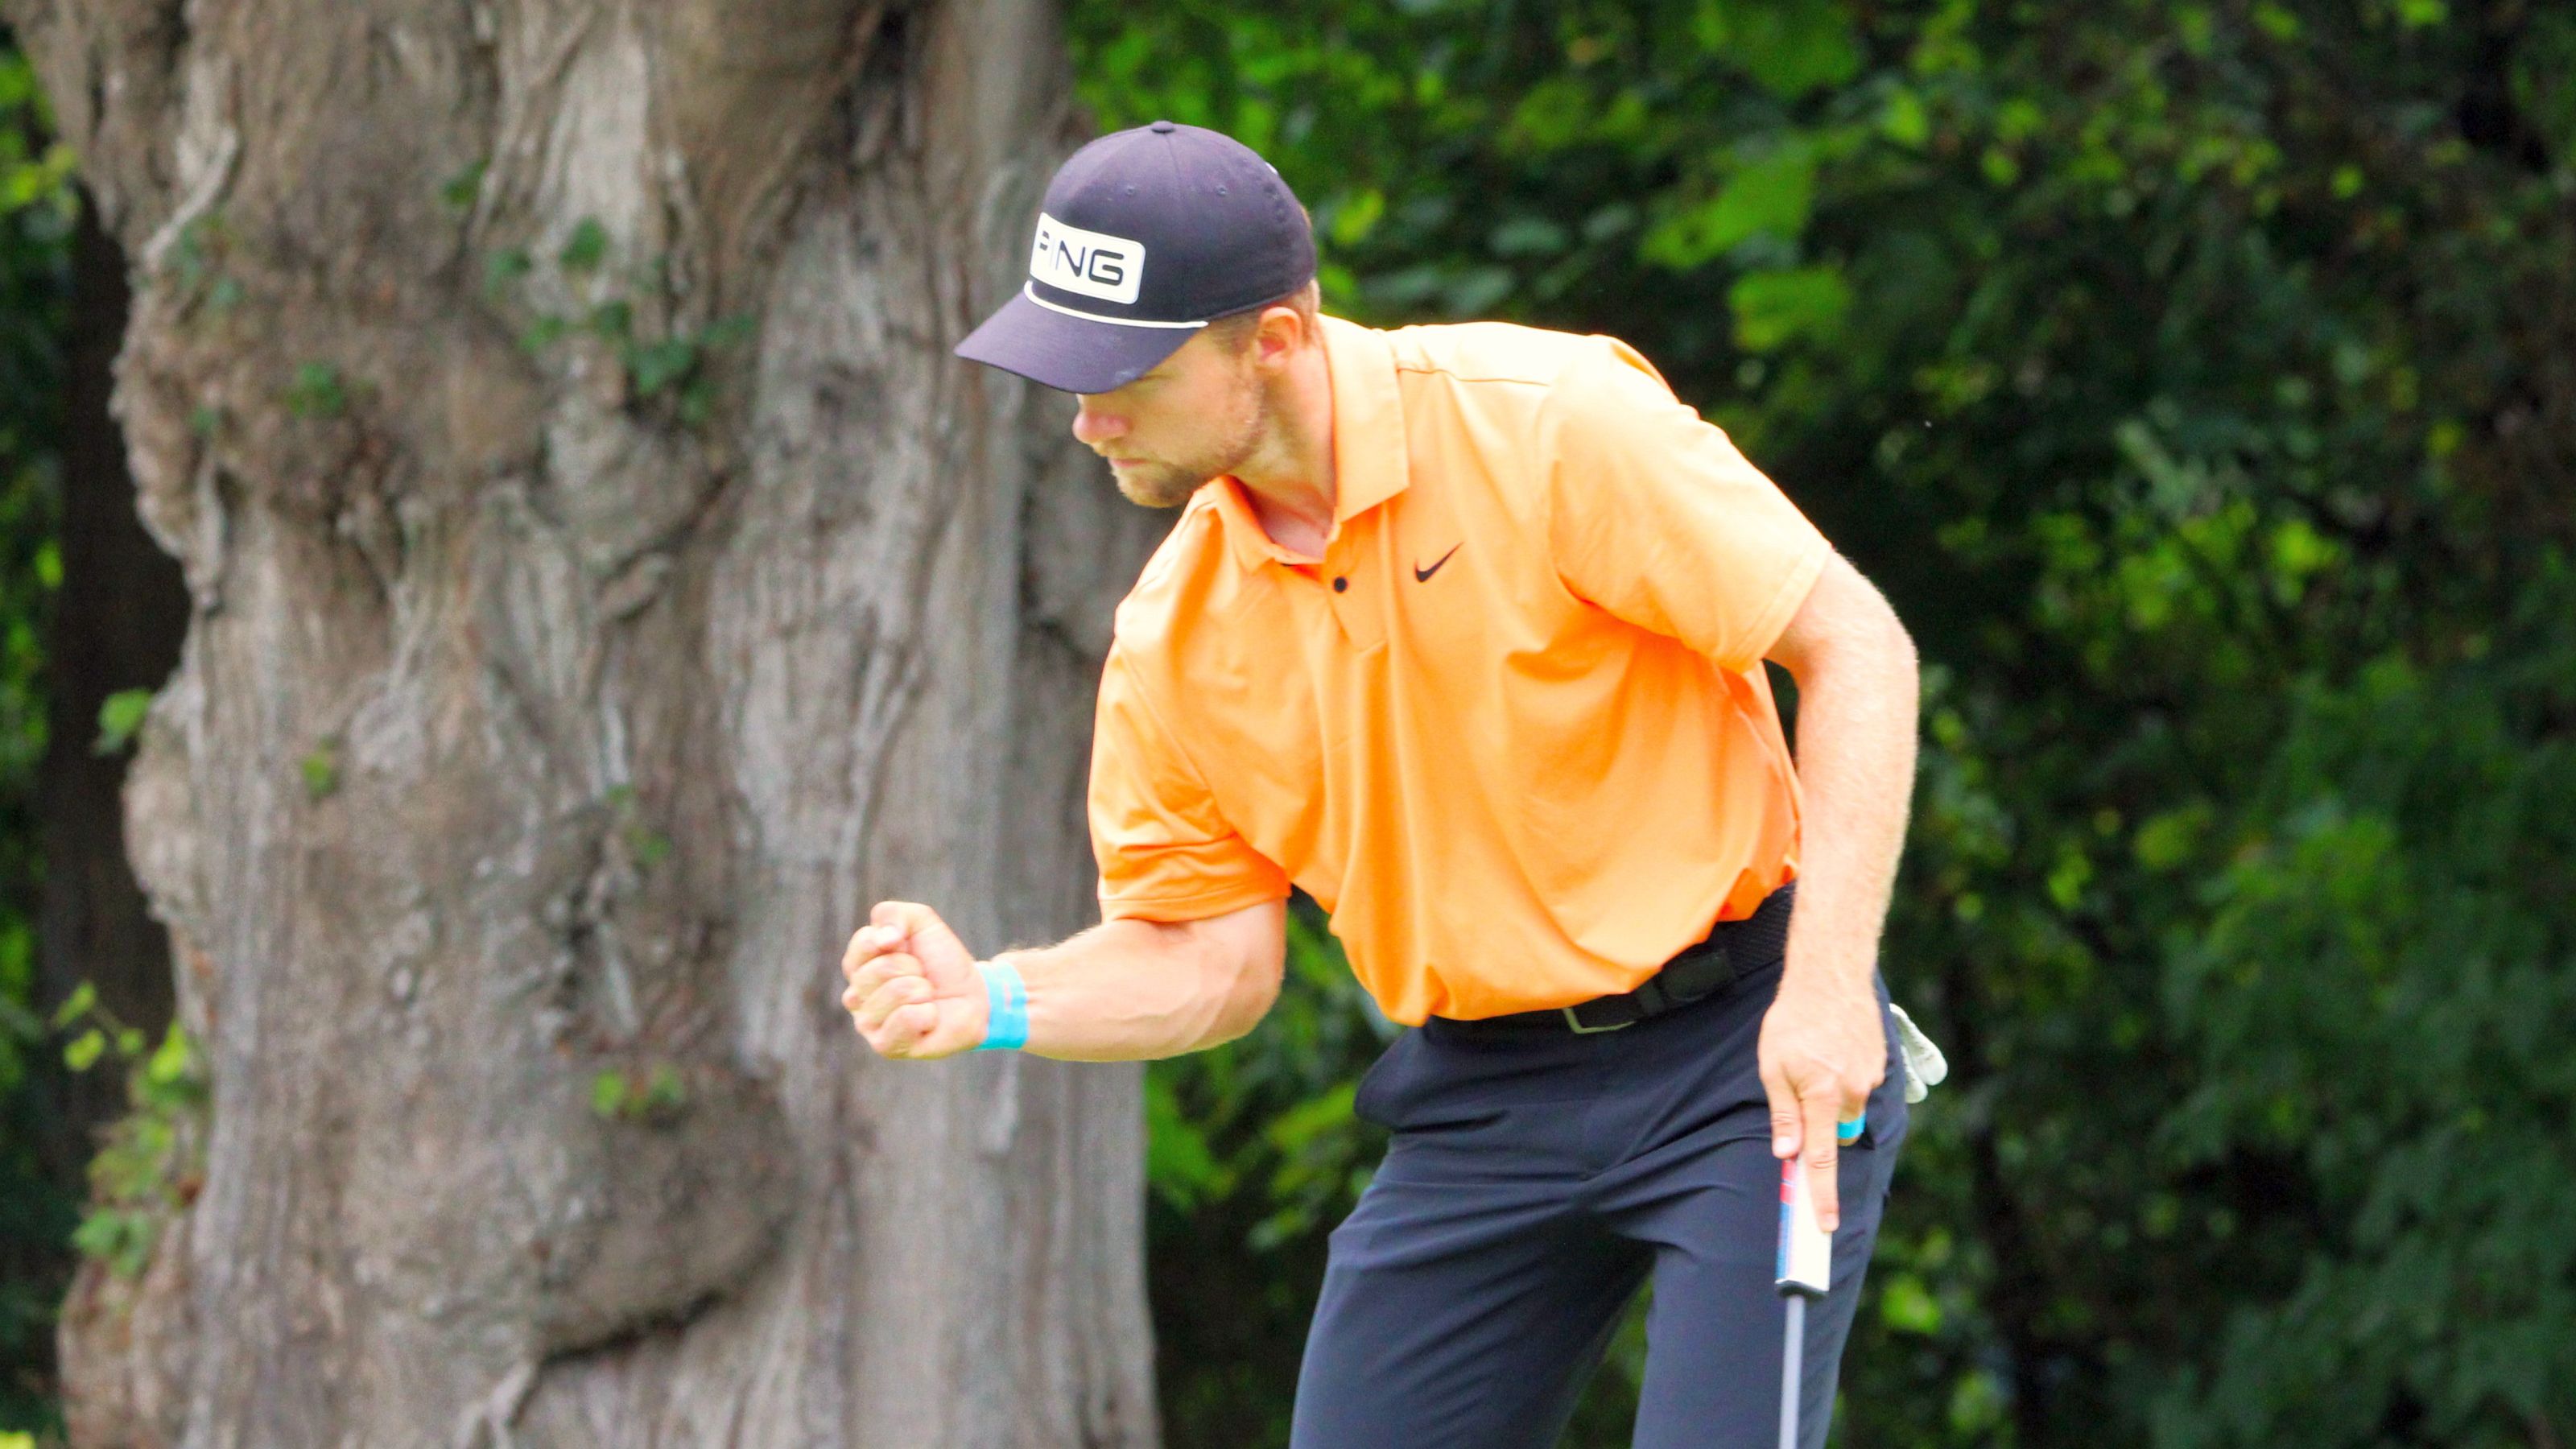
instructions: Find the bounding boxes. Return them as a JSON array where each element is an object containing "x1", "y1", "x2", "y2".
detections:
[{"x1": 1774, "y1": 1158, "x2": 1832, "y2": 1297}]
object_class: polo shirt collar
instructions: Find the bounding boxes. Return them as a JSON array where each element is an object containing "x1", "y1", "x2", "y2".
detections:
[{"x1": 1210, "y1": 314, "x2": 1410, "y2": 572}]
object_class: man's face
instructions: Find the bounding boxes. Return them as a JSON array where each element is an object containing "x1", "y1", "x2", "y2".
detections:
[{"x1": 1071, "y1": 328, "x2": 1266, "y2": 509}]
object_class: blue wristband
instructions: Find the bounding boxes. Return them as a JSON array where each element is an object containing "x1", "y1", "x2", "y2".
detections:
[{"x1": 976, "y1": 960, "x2": 1030, "y2": 1051}]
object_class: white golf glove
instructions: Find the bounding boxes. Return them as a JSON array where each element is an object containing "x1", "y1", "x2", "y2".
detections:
[{"x1": 1889, "y1": 1001, "x2": 1947, "y2": 1104}]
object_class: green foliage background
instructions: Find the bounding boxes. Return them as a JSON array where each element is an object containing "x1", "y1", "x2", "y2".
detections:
[
  {"x1": 0, "y1": 38, "x2": 76, "y2": 1434},
  {"x1": 1067, "y1": 0, "x2": 2576, "y2": 1445}
]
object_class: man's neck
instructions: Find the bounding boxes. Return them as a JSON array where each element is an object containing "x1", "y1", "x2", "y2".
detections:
[{"x1": 1232, "y1": 341, "x2": 1339, "y2": 561}]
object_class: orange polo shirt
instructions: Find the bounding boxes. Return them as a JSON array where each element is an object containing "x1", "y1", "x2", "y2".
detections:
[{"x1": 1088, "y1": 314, "x2": 1831, "y2": 1025}]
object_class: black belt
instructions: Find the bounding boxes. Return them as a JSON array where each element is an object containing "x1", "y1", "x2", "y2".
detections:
[{"x1": 1445, "y1": 881, "x2": 1796, "y2": 1036}]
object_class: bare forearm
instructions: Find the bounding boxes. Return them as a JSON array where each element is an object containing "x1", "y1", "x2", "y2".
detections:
[
  {"x1": 1001, "y1": 914, "x2": 1283, "y2": 1062},
  {"x1": 1780, "y1": 610, "x2": 1919, "y2": 996}
]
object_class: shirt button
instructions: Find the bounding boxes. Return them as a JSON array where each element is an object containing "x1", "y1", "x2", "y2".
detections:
[{"x1": 1332, "y1": 576, "x2": 1348, "y2": 592}]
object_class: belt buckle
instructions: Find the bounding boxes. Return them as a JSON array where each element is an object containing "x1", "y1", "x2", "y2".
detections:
[{"x1": 1561, "y1": 1004, "x2": 1633, "y2": 1034}]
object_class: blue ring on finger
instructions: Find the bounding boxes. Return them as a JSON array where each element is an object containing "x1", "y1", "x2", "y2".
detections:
[{"x1": 1836, "y1": 1113, "x2": 1866, "y2": 1144}]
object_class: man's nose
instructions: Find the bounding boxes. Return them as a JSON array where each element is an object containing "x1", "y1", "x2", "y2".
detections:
[{"x1": 1071, "y1": 398, "x2": 1125, "y2": 448}]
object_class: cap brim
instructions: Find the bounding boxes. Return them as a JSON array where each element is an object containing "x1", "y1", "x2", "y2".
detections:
[{"x1": 955, "y1": 288, "x2": 1198, "y2": 394}]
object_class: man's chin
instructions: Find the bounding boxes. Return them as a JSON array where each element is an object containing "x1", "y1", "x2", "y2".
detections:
[{"x1": 1111, "y1": 464, "x2": 1208, "y2": 510}]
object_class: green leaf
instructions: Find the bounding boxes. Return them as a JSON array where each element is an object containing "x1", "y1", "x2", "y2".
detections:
[
  {"x1": 591, "y1": 1070, "x2": 628, "y2": 1119},
  {"x1": 1641, "y1": 150, "x2": 1817, "y2": 270},
  {"x1": 1728, "y1": 266, "x2": 1852, "y2": 351},
  {"x1": 641, "y1": 1063, "x2": 687, "y2": 1114},
  {"x1": 1692, "y1": 0, "x2": 1861, "y2": 97},
  {"x1": 678, "y1": 377, "x2": 716, "y2": 427},
  {"x1": 301, "y1": 741, "x2": 340, "y2": 800},
  {"x1": 95, "y1": 687, "x2": 155, "y2": 755},
  {"x1": 1488, "y1": 217, "x2": 1570, "y2": 258},
  {"x1": 146, "y1": 1024, "x2": 192, "y2": 1086},
  {"x1": 51, "y1": 980, "x2": 96, "y2": 1031},
  {"x1": 484, "y1": 247, "x2": 533, "y2": 297},
  {"x1": 2046, "y1": 849, "x2": 2093, "y2": 910},
  {"x1": 558, "y1": 217, "x2": 610, "y2": 272},
  {"x1": 698, "y1": 311, "x2": 761, "y2": 349},
  {"x1": 2134, "y1": 805, "x2": 2212, "y2": 871},
  {"x1": 1505, "y1": 78, "x2": 1596, "y2": 153},
  {"x1": 64, "y1": 1028, "x2": 104, "y2": 1072},
  {"x1": 1262, "y1": 1080, "x2": 1358, "y2": 1154},
  {"x1": 72, "y1": 1208, "x2": 155, "y2": 1276},
  {"x1": 1880, "y1": 1272, "x2": 1945, "y2": 1334},
  {"x1": 440, "y1": 159, "x2": 487, "y2": 210},
  {"x1": 1327, "y1": 188, "x2": 1386, "y2": 248},
  {"x1": 283, "y1": 361, "x2": 349, "y2": 419},
  {"x1": 1145, "y1": 1068, "x2": 1222, "y2": 1210},
  {"x1": 2252, "y1": 3, "x2": 2301, "y2": 39},
  {"x1": 1880, "y1": 88, "x2": 1931, "y2": 149},
  {"x1": 1582, "y1": 203, "x2": 1639, "y2": 243},
  {"x1": 518, "y1": 314, "x2": 569, "y2": 353},
  {"x1": 626, "y1": 336, "x2": 697, "y2": 397}
]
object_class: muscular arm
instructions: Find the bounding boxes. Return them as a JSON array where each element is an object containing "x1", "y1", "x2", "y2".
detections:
[
  {"x1": 840, "y1": 898, "x2": 1286, "y2": 1063},
  {"x1": 1758, "y1": 550, "x2": 1922, "y2": 1228},
  {"x1": 1007, "y1": 904, "x2": 1287, "y2": 1060}
]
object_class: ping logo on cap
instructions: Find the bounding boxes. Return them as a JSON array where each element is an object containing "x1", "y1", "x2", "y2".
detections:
[{"x1": 1030, "y1": 213, "x2": 1145, "y2": 305}]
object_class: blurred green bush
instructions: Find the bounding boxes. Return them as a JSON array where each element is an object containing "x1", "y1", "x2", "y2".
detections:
[{"x1": 0, "y1": 36, "x2": 78, "y2": 1437}]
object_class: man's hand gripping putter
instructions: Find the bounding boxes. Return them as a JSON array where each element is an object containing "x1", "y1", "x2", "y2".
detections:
[{"x1": 1773, "y1": 1114, "x2": 1860, "y2": 1449}]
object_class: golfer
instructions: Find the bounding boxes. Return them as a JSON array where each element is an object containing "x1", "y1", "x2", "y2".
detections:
[{"x1": 841, "y1": 121, "x2": 1923, "y2": 1448}]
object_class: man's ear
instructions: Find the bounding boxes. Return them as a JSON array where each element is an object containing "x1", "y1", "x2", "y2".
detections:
[{"x1": 1253, "y1": 303, "x2": 1307, "y2": 373}]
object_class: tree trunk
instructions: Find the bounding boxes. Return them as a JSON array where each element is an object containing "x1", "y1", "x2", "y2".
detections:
[{"x1": 6, "y1": 1, "x2": 1164, "y2": 1443}]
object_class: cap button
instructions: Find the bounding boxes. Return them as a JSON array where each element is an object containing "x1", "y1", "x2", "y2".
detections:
[{"x1": 1149, "y1": 119, "x2": 1177, "y2": 134}]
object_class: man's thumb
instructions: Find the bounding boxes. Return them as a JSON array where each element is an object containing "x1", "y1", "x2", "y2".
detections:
[{"x1": 926, "y1": 942, "x2": 979, "y2": 993}]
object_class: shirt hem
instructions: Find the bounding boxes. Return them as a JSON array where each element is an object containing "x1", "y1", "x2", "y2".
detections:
[
  {"x1": 1725, "y1": 539, "x2": 1833, "y2": 671},
  {"x1": 1097, "y1": 880, "x2": 1290, "y2": 923}
]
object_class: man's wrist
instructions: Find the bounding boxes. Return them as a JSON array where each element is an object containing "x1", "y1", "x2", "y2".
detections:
[
  {"x1": 1777, "y1": 946, "x2": 1874, "y2": 1002},
  {"x1": 1776, "y1": 900, "x2": 1878, "y2": 997},
  {"x1": 975, "y1": 957, "x2": 1030, "y2": 1051}
]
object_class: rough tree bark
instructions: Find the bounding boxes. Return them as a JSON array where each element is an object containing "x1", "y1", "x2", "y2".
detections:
[{"x1": 6, "y1": 0, "x2": 1164, "y2": 1443}]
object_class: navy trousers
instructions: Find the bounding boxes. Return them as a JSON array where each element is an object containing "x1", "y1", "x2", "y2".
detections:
[{"x1": 1289, "y1": 956, "x2": 1908, "y2": 1449}]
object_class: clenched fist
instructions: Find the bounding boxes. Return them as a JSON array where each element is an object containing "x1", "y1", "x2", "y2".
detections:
[{"x1": 840, "y1": 901, "x2": 987, "y2": 1059}]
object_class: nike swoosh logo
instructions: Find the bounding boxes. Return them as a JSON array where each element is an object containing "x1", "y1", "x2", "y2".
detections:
[{"x1": 1413, "y1": 544, "x2": 1462, "y2": 583}]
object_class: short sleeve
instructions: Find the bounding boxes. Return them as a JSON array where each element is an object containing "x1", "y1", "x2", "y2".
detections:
[
  {"x1": 1542, "y1": 340, "x2": 1832, "y2": 673},
  {"x1": 1088, "y1": 643, "x2": 1292, "y2": 921}
]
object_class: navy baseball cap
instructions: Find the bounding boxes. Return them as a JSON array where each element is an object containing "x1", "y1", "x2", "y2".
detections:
[{"x1": 956, "y1": 121, "x2": 1316, "y2": 394}]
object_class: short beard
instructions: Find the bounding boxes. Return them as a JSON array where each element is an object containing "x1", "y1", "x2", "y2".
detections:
[{"x1": 1112, "y1": 369, "x2": 1267, "y2": 510}]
